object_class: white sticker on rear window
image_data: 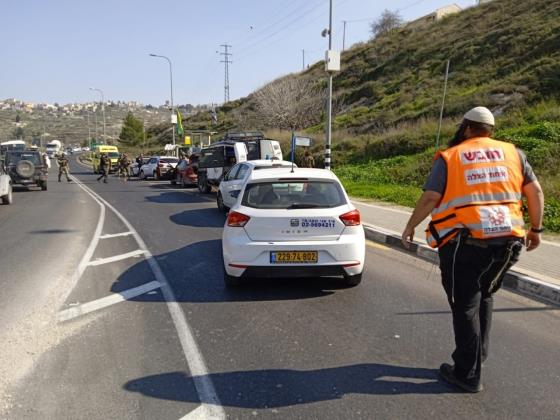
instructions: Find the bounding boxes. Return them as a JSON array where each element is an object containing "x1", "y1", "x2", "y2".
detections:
[
  {"x1": 464, "y1": 166, "x2": 508, "y2": 185},
  {"x1": 479, "y1": 206, "x2": 513, "y2": 236}
]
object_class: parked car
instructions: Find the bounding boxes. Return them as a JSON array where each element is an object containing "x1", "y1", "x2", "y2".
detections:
[
  {"x1": 0, "y1": 164, "x2": 13, "y2": 204},
  {"x1": 197, "y1": 132, "x2": 283, "y2": 194},
  {"x1": 4, "y1": 150, "x2": 48, "y2": 191},
  {"x1": 132, "y1": 157, "x2": 150, "y2": 177},
  {"x1": 172, "y1": 154, "x2": 199, "y2": 187},
  {"x1": 222, "y1": 167, "x2": 365, "y2": 287},
  {"x1": 139, "y1": 156, "x2": 179, "y2": 180},
  {"x1": 217, "y1": 160, "x2": 296, "y2": 213}
]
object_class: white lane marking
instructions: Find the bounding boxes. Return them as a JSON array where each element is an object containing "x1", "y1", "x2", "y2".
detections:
[
  {"x1": 352, "y1": 200, "x2": 412, "y2": 216},
  {"x1": 58, "y1": 281, "x2": 161, "y2": 322},
  {"x1": 58, "y1": 175, "x2": 106, "y2": 305},
  {"x1": 87, "y1": 249, "x2": 147, "y2": 266},
  {"x1": 69, "y1": 176, "x2": 225, "y2": 419},
  {"x1": 100, "y1": 231, "x2": 134, "y2": 239}
]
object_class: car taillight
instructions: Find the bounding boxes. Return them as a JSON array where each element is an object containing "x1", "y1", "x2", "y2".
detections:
[
  {"x1": 227, "y1": 211, "x2": 250, "y2": 227},
  {"x1": 340, "y1": 209, "x2": 361, "y2": 226}
]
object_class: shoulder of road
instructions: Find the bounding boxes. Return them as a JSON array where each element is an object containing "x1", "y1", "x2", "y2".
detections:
[{"x1": 351, "y1": 198, "x2": 560, "y2": 307}]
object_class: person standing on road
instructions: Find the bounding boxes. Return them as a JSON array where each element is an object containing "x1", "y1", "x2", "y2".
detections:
[
  {"x1": 57, "y1": 152, "x2": 71, "y2": 182},
  {"x1": 302, "y1": 150, "x2": 315, "y2": 168},
  {"x1": 401, "y1": 107, "x2": 544, "y2": 393},
  {"x1": 97, "y1": 153, "x2": 111, "y2": 183}
]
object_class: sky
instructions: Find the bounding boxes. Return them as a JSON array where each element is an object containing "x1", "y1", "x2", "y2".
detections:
[{"x1": 1, "y1": 0, "x2": 476, "y2": 106}]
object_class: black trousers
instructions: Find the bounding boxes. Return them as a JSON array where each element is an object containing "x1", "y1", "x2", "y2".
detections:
[{"x1": 438, "y1": 236, "x2": 522, "y2": 386}]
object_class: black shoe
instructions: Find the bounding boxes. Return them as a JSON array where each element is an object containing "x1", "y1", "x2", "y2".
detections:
[
  {"x1": 58, "y1": 180, "x2": 61, "y2": 182},
  {"x1": 103, "y1": 180, "x2": 108, "y2": 184},
  {"x1": 439, "y1": 363, "x2": 483, "y2": 393}
]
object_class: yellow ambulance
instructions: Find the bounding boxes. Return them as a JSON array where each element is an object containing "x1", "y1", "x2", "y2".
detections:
[{"x1": 91, "y1": 145, "x2": 120, "y2": 173}]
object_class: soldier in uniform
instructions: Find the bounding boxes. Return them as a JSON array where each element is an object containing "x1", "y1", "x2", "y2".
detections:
[
  {"x1": 302, "y1": 150, "x2": 315, "y2": 168},
  {"x1": 119, "y1": 153, "x2": 131, "y2": 181},
  {"x1": 57, "y1": 152, "x2": 71, "y2": 182},
  {"x1": 97, "y1": 153, "x2": 111, "y2": 183}
]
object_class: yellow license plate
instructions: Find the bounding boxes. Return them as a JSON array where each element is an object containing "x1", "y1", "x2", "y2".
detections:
[{"x1": 270, "y1": 251, "x2": 318, "y2": 264}]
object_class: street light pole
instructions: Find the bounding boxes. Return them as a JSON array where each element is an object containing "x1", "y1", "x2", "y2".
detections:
[
  {"x1": 89, "y1": 87, "x2": 106, "y2": 143},
  {"x1": 325, "y1": 0, "x2": 333, "y2": 171},
  {"x1": 149, "y1": 53, "x2": 175, "y2": 155}
]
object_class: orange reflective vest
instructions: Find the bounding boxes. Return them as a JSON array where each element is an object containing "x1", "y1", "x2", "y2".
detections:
[{"x1": 426, "y1": 137, "x2": 526, "y2": 248}]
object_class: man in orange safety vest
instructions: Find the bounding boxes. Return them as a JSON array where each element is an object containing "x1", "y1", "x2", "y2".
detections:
[{"x1": 401, "y1": 106, "x2": 544, "y2": 393}]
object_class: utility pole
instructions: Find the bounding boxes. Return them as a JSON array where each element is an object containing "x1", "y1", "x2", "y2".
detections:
[
  {"x1": 302, "y1": 49, "x2": 305, "y2": 71},
  {"x1": 436, "y1": 60, "x2": 451, "y2": 150},
  {"x1": 325, "y1": 0, "x2": 334, "y2": 171},
  {"x1": 342, "y1": 20, "x2": 347, "y2": 51},
  {"x1": 220, "y1": 44, "x2": 232, "y2": 103},
  {"x1": 87, "y1": 108, "x2": 91, "y2": 150}
]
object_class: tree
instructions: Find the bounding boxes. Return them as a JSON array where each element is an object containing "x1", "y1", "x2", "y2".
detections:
[
  {"x1": 253, "y1": 76, "x2": 325, "y2": 131},
  {"x1": 370, "y1": 9, "x2": 402, "y2": 38},
  {"x1": 119, "y1": 112, "x2": 144, "y2": 146}
]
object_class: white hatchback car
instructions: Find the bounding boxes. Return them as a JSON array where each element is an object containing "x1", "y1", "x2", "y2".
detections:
[
  {"x1": 217, "y1": 160, "x2": 296, "y2": 212},
  {"x1": 0, "y1": 166, "x2": 13, "y2": 205},
  {"x1": 222, "y1": 168, "x2": 365, "y2": 287}
]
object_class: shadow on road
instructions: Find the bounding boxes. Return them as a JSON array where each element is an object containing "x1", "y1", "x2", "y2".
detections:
[
  {"x1": 28, "y1": 229, "x2": 78, "y2": 234},
  {"x1": 146, "y1": 192, "x2": 210, "y2": 205},
  {"x1": 123, "y1": 363, "x2": 450, "y2": 408},
  {"x1": 110, "y1": 239, "x2": 348, "y2": 303},
  {"x1": 397, "y1": 306, "x2": 558, "y2": 315},
  {"x1": 170, "y1": 208, "x2": 225, "y2": 228}
]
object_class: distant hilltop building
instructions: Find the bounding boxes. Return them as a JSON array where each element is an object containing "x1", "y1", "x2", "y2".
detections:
[{"x1": 407, "y1": 4, "x2": 462, "y2": 29}]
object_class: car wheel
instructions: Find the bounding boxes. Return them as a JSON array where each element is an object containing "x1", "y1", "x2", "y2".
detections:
[
  {"x1": 1, "y1": 187, "x2": 12, "y2": 205},
  {"x1": 153, "y1": 171, "x2": 158, "y2": 180},
  {"x1": 217, "y1": 192, "x2": 229, "y2": 213},
  {"x1": 41, "y1": 181, "x2": 47, "y2": 191},
  {"x1": 343, "y1": 272, "x2": 362, "y2": 287},
  {"x1": 139, "y1": 170, "x2": 145, "y2": 179},
  {"x1": 224, "y1": 271, "x2": 243, "y2": 287}
]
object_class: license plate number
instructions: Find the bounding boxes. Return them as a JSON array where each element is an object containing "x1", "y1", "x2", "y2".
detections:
[{"x1": 270, "y1": 251, "x2": 318, "y2": 264}]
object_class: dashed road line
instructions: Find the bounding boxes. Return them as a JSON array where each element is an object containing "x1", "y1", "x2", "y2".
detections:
[
  {"x1": 68, "y1": 174, "x2": 226, "y2": 420},
  {"x1": 58, "y1": 281, "x2": 162, "y2": 322},
  {"x1": 87, "y1": 249, "x2": 147, "y2": 266},
  {"x1": 100, "y1": 231, "x2": 134, "y2": 239}
]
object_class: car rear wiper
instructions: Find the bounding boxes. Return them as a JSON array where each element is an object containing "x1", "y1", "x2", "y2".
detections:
[{"x1": 287, "y1": 203, "x2": 321, "y2": 209}]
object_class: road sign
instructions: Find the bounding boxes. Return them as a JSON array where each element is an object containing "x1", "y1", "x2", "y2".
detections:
[{"x1": 184, "y1": 135, "x2": 191, "y2": 145}]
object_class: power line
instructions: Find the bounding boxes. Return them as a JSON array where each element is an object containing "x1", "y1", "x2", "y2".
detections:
[{"x1": 219, "y1": 44, "x2": 232, "y2": 103}]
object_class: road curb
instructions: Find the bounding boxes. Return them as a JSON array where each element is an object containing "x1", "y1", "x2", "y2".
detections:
[{"x1": 363, "y1": 224, "x2": 560, "y2": 307}]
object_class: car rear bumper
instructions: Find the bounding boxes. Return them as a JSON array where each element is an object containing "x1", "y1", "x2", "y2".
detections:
[{"x1": 223, "y1": 226, "x2": 365, "y2": 278}]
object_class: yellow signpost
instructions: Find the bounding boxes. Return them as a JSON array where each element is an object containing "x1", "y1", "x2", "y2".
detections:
[{"x1": 184, "y1": 135, "x2": 191, "y2": 145}]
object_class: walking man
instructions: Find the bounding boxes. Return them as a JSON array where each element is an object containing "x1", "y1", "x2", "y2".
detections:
[
  {"x1": 401, "y1": 107, "x2": 544, "y2": 393},
  {"x1": 97, "y1": 153, "x2": 111, "y2": 183},
  {"x1": 57, "y1": 152, "x2": 71, "y2": 182}
]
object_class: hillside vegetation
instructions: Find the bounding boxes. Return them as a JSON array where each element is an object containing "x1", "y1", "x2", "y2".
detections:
[{"x1": 168, "y1": 0, "x2": 560, "y2": 231}]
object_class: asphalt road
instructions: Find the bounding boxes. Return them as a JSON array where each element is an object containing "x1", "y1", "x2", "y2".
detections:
[{"x1": 2, "y1": 158, "x2": 559, "y2": 419}]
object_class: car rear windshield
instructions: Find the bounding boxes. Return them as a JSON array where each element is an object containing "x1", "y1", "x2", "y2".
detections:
[
  {"x1": 241, "y1": 181, "x2": 347, "y2": 209},
  {"x1": 160, "y1": 158, "x2": 179, "y2": 163},
  {"x1": 108, "y1": 152, "x2": 119, "y2": 158},
  {"x1": 6, "y1": 152, "x2": 42, "y2": 165}
]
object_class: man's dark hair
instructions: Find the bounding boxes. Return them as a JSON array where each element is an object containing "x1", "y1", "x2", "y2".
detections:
[{"x1": 448, "y1": 119, "x2": 494, "y2": 147}]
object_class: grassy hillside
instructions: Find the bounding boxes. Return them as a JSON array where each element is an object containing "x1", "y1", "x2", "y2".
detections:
[{"x1": 185, "y1": 0, "x2": 560, "y2": 232}]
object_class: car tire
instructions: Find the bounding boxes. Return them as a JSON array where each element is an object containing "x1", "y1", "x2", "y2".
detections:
[
  {"x1": 343, "y1": 272, "x2": 362, "y2": 287},
  {"x1": 40, "y1": 181, "x2": 47, "y2": 191},
  {"x1": 1, "y1": 187, "x2": 12, "y2": 205},
  {"x1": 217, "y1": 192, "x2": 229, "y2": 213},
  {"x1": 139, "y1": 170, "x2": 145, "y2": 180},
  {"x1": 224, "y1": 271, "x2": 243, "y2": 287},
  {"x1": 153, "y1": 171, "x2": 158, "y2": 180}
]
